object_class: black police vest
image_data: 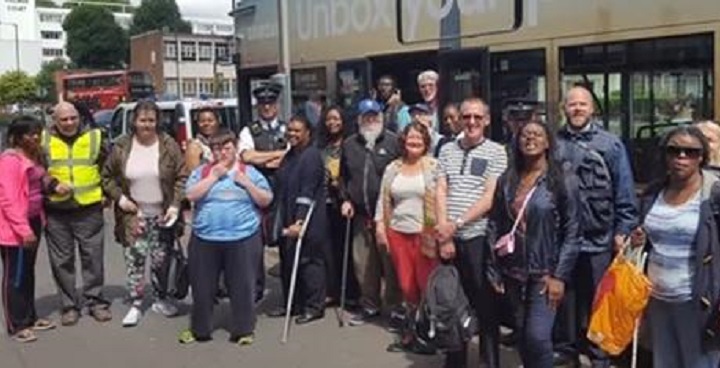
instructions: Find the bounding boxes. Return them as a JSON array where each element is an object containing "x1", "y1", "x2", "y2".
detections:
[{"x1": 249, "y1": 120, "x2": 286, "y2": 183}]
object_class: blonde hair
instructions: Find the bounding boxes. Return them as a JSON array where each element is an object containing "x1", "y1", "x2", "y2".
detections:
[{"x1": 695, "y1": 120, "x2": 720, "y2": 166}]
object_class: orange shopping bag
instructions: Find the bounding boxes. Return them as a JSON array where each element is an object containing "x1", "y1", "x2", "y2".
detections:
[{"x1": 587, "y1": 246, "x2": 651, "y2": 356}]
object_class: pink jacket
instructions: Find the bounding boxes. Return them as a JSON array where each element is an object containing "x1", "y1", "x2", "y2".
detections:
[{"x1": 0, "y1": 151, "x2": 39, "y2": 246}]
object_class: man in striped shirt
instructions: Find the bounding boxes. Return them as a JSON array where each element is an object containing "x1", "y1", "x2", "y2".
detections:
[{"x1": 436, "y1": 97, "x2": 507, "y2": 368}]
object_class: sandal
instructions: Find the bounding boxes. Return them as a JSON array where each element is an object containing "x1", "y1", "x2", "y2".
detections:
[
  {"x1": 32, "y1": 319, "x2": 56, "y2": 331},
  {"x1": 12, "y1": 329, "x2": 37, "y2": 343}
]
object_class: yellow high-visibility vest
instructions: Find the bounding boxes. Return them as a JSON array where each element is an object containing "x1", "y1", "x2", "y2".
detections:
[{"x1": 43, "y1": 129, "x2": 103, "y2": 205}]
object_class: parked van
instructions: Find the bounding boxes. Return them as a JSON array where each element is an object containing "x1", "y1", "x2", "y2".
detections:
[{"x1": 108, "y1": 98, "x2": 240, "y2": 149}]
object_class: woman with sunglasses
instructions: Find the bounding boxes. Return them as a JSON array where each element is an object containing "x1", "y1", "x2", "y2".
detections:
[{"x1": 631, "y1": 126, "x2": 720, "y2": 368}]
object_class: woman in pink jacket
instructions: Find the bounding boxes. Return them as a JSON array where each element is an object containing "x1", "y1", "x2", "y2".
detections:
[{"x1": 0, "y1": 116, "x2": 54, "y2": 343}]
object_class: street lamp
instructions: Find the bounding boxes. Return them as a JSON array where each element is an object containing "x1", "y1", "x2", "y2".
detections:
[{"x1": 0, "y1": 21, "x2": 20, "y2": 72}]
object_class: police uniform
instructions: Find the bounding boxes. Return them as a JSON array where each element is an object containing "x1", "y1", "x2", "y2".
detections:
[{"x1": 237, "y1": 83, "x2": 288, "y2": 302}]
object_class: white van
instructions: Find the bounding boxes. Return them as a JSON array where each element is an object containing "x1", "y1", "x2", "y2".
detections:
[{"x1": 108, "y1": 98, "x2": 240, "y2": 149}]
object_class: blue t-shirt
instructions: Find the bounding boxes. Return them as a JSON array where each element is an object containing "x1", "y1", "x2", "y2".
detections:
[{"x1": 186, "y1": 164, "x2": 271, "y2": 242}]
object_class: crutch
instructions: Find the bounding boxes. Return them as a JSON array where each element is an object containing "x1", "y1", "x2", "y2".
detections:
[
  {"x1": 337, "y1": 218, "x2": 352, "y2": 327},
  {"x1": 281, "y1": 201, "x2": 316, "y2": 344}
]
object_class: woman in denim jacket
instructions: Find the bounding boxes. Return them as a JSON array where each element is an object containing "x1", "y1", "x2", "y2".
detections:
[{"x1": 486, "y1": 120, "x2": 581, "y2": 368}]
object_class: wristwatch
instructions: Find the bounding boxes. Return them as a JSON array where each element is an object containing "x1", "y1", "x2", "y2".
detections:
[{"x1": 454, "y1": 217, "x2": 465, "y2": 229}]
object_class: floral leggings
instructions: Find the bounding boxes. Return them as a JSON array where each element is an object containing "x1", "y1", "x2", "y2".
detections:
[{"x1": 124, "y1": 221, "x2": 168, "y2": 302}]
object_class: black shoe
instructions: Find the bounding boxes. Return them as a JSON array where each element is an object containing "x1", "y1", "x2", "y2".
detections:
[
  {"x1": 387, "y1": 310, "x2": 407, "y2": 334},
  {"x1": 266, "y1": 307, "x2": 299, "y2": 318},
  {"x1": 553, "y1": 352, "x2": 579, "y2": 367},
  {"x1": 500, "y1": 331, "x2": 518, "y2": 347},
  {"x1": 295, "y1": 311, "x2": 325, "y2": 325}
]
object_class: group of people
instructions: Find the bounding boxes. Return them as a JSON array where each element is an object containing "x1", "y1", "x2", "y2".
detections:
[{"x1": 2, "y1": 67, "x2": 720, "y2": 368}]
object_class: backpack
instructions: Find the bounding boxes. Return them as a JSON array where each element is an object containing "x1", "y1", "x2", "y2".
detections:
[
  {"x1": 415, "y1": 264, "x2": 477, "y2": 352},
  {"x1": 200, "y1": 161, "x2": 247, "y2": 179}
]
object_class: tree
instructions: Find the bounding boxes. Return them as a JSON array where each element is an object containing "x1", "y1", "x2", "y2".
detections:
[
  {"x1": 130, "y1": 0, "x2": 191, "y2": 36},
  {"x1": 35, "y1": 58, "x2": 69, "y2": 104},
  {"x1": 0, "y1": 71, "x2": 37, "y2": 105},
  {"x1": 63, "y1": 5, "x2": 129, "y2": 69}
]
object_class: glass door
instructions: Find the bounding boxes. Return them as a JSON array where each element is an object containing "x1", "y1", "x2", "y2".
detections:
[
  {"x1": 438, "y1": 48, "x2": 490, "y2": 135},
  {"x1": 336, "y1": 59, "x2": 372, "y2": 114}
]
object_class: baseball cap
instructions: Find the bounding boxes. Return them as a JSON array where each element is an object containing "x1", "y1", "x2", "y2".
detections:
[
  {"x1": 358, "y1": 99, "x2": 382, "y2": 115},
  {"x1": 409, "y1": 103, "x2": 432, "y2": 114}
]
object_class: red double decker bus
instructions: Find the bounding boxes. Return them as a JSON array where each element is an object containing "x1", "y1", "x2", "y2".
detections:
[{"x1": 59, "y1": 70, "x2": 155, "y2": 111}]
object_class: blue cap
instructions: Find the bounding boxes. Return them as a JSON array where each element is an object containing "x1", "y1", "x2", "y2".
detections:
[
  {"x1": 409, "y1": 103, "x2": 431, "y2": 114},
  {"x1": 358, "y1": 99, "x2": 382, "y2": 115}
]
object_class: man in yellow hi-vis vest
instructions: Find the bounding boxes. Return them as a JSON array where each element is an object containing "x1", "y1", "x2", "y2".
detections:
[{"x1": 44, "y1": 102, "x2": 112, "y2": 326}]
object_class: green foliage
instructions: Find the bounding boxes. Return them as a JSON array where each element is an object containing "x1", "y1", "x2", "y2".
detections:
[
  {"x1": 63, "y1": 5, "x2": 129, "y2": 69},
  {"x1": 36, "y1": 0, "x2": 58, "y2": 8},
  {"x1": 35, "y1": 58, "x2": 69, "y2": 104},
  {"x1": 130, "y1": 0, "x2": 191, "y2": 36},
  {"x1": 0, "y1": 71, "x2": 37, "y2": 105}
]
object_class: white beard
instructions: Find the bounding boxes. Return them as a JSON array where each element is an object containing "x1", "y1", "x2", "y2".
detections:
[{"x1": 360, "y1": 125, "x2": 382, "y2": 149}]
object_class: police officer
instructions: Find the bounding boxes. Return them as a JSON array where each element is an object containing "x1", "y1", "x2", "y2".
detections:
[
  {"x1": 502, "y1": 99, "x2": 542, "y2": 141},
  {"x1": 238, "y1": 83, "x2": 289, "y2": 303}
]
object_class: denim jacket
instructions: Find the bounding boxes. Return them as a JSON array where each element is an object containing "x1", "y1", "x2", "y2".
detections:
[
  {"x1": 486, "y1": 172, "x2": 581, "y2": 284},
  {"x1": 556, "y1": 122, "x2": 638, "y2": 252}
]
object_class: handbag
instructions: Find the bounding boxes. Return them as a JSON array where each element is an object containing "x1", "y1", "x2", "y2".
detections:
[
  {"x1": 157, "y1": 226, "x2": 190, "y2": 300},
  {"x1": 493, "y1": 185, "x2": 537, "y2": 257}
]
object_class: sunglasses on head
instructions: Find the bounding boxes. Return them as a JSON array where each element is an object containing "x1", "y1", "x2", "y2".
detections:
[{"x1": 665, "y1": 145, "x2": 703, "y2": 158}]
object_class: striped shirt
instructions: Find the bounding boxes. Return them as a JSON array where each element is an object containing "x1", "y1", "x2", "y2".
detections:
[
  {"x1": 646, "y1": 190, "x2": 701, "y2": 302},
  {"x1": 438, "y1": 138, "x2": 507, "y2": 240}
]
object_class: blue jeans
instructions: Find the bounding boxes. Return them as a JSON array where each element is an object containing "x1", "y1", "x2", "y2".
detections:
[
  {"x1": 506, "y1": 277, "x2": 556, "y2": 368},
  {"x1": 648, "y1": 298, "x2": 720, "y2": 368}
]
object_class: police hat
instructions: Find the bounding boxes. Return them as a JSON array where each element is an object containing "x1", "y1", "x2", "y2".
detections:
[
  {"x1": 503, "y1": 99, "x2": 540, "y2": 113},
  {"x1": 253, "y1": 83, "x2": 282, "y2": 104}
]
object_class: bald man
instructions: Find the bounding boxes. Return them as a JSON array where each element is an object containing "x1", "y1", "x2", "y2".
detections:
[
  {"x1": 44, "y1": 102, "x2": 112, "y2": 326},
  {"x1": 553, "y1": 86, "x2": 638, "y2": 367}
]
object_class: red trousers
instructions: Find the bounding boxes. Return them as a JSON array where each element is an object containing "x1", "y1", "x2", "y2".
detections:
[{"x1": 387, "y1": 228, "x2": 438, "y2": 306}]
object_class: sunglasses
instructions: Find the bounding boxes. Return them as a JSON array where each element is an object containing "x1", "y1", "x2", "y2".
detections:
[{"x1": 665, "y1": 145, "x2": 703, "y2": 158}]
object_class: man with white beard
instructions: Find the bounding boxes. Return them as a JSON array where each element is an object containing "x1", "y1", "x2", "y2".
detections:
[{"x1": 339, "y1": 99, "x2": 402, "y2": 327}]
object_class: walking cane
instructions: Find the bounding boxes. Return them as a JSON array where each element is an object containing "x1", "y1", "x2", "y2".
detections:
[
  {"x1": 337, "y1": 218, "x2": 352, "y2": 327},
  {"x1": 281, "y1": 200, "x2": 316, "y2": 344}
]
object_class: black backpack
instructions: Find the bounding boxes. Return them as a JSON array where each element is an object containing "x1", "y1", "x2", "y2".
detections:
[{"x1": 415, "y1": 264, "x2": 477, "y2": 352}]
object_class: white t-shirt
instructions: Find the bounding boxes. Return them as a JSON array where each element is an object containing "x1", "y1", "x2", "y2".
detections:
[
  {"x1": 388, "y1": 172, "x2": 425, "y2": 234},
  {"x1": 125, "y1": 138, "x2": 163, "y2": 216}
]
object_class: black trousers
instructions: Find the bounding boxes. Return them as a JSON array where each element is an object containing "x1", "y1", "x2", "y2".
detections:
[
  {"x1": 445, "y1": 235, "x2": 500, "y2": 368},
  {"x1": 279, "y1": 235, "x2": 326, "y2": 314},
  {"x1": 1, "y1": 217, "x2": 41, "y2": 334},
  {"x1": 189, "y1": 232, "x2": 262, "y2": 339},
  {"x1": 324, "y1": 204, "x2": 360, "y2": 303}
]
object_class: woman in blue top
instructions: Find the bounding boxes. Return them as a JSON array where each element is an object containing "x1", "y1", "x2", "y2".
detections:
[{"x1": 179, "y1": 129, "x2": 273, "y2": 345}]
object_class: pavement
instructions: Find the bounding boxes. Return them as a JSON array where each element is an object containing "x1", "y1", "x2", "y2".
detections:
[{"x1": 0, "y1": 211, "x2": 523, "y2": 368}]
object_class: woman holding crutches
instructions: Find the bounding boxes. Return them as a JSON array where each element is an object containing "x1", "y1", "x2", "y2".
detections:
[
  {"x1": 317, "y1": 106, "x2": 359, "y2": 307},
  {"x1": 179, "y1": 129, "x2": 272, "y2": 345},
  {"x1": 271, "y1": 115, "x2": 328, "y2": 325}
]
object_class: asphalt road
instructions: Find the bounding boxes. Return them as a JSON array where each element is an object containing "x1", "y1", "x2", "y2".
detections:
[{"x1": 0, "y1": 211, "x2": 522, "y2": 368}]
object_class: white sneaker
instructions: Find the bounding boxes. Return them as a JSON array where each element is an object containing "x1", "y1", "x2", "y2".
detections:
[
  {"x1": 122, "y1": 306, "x2": 143, "y2": 327},
  {"x1": 151, "y1": 300, "x2": 178, "y2": 317}
]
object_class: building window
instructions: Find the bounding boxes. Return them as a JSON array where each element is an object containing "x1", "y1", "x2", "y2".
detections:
[
  {"x1": 164, "y1": 78, "x2": 179, "y2": 96},
  {"x1": 182, "y1": 78, "x2": 197, "y2": 97},
  {"x1": 198, "y1": 42, "x2": 212, "y2": 62},
  {"x1": 216, "y1": 25, "x2": 233, "y2": 33},
  {"x1": 39, "y1": 13, "x2": 64, "y2": 23},
  {"x1": 180, "y1": 41, "x2": 197, "y2": 62},
  {"x1": 164, "y1": 41, "x2": 177, "y2": 60},
  {"x1": 198, "y1": 79, "x2": 214, "y2": 96},
  {"x1": 40, "y1": 30, "x2": 62, "y2": 40},
  {"x1": 42, "y1": 48, "x2": 63, "y2": 57},
  {"x1": 215, "y1": 43, "x2": 229, "y2": 63}
]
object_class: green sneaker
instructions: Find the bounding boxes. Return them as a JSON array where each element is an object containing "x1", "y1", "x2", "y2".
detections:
[
  {"x1": 237, "y1": 334, "x2": 254, "y2": 346},
  {"x1": 178, "y1": 329, "x2": 196, "y2": 344}
]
